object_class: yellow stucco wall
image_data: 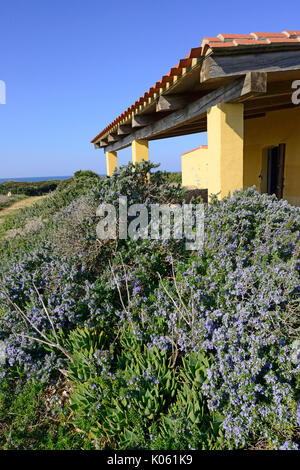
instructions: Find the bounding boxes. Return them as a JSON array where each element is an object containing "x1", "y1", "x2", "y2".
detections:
[
  {"x1": 244, "y1": 107, "x2": 300, "y2": 206},
  {"x1": 106, "y1": 151, "x2": 118, "y2": 177},
  {"x1": 181, "y1": 105, "x2": 300, "y2": 206},
  {"x1": 132, "y1": 139, "x2": 149, "y2": 165},
  {"x1": 182, "y1": 103, "x2": 244, "y2": 198},
  {"x1": 207, "y1": 103, "x2": 244, "y2": 198},
  {"x1": 181, "y1": 146, "x2": 208, "y2": 188}
]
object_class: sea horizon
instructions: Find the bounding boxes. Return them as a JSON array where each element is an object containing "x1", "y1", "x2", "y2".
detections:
[{"x1": 0, "y1": 176, "x2": 72, "y2": 184}]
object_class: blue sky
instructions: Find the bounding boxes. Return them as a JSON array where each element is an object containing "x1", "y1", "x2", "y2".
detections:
[{"x1": 0, "y1": 0, "x2": 299, "y2": 177}]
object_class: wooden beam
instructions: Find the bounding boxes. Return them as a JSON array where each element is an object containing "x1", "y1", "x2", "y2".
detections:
[
  {"x1": 156, "y1": 94, "x2": 194, "y2": 112},
  {"x1": 200, "y1": 50, "x2": 300, "y2": 84},
  {"x1": 249, "y1": 80, "x2": 295, "y2": 100},
  {"x1": 150, "y1": 127, "x2": 206, "y2": 140},
  {"x1": 244, "y1": 112, "x2": 266, "y2": 120},
  {"x1": 245, "y1": 93, "x2": 295, "y2": 112},
  {"x1": 229, "y1": 71, "x2": 267, "y2": 103},
  {"x1": 94, "y1": 139, "x2": 108, "y2": 149},
  {"x1": 132, "y1": 114, "x2": 158, "y2": 128},
  {"x1": 117, "y1": 125, "x2": 132, "y2": 135},
  {"x1": 107, "y1": 133, "x2": 119, "y2": 143},
  {"x1": 105, "y1": 72, "x2": 267, "y2": 152}
]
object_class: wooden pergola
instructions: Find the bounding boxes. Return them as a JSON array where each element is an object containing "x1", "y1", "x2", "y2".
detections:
[{"x1": 91, "y1": 31, "x2": 300, "y2": 176}]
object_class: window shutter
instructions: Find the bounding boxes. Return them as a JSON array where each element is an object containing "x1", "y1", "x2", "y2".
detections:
[{"x1": 276, "y1": 143, "x2": 286, "y2": 199}]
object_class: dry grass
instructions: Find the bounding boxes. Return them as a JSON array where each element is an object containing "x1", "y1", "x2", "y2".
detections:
[
  {"x1": 0, "y1": 195, "x2": 47, "y2": 223},
  {"x1": 49, "y1": 195, "x2": 97, "y2": 259},
  {"x1": 4, "y1": 216, "x2": 45, "y2": 240},
  {"x1": 0, "y1": 195, "x2": 9, "y2": 205}
]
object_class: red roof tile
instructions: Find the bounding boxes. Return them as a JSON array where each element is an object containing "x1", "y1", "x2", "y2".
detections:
[
  {"x1": 205, "y1": 42, "x2": 237, "y2": 48},
  {"x1": 283, "y1": 30, "x2": 300, "y2": 37},
  {"x1": 218, "y1": 33, "x2": 254, "y2": 40},
  {"x1": 179, "y1": 58, "x2": 193, "y2": 68},
  {"x1": 91, "y1": 30, "x2": 300, "y2": 143},
  {"x1": 170, "y1": 65, "x2": 182, "y2": 76},
  {"x1": 233, "y1": 39, "x2": 268, "y2": 45},
  {"x1": 251, "y1": 32, "x2": 287, "y2": 39},
  {"x1": 187, "y1": 47, "x2": 202, "y2": 58},
  {"x1": 267, "y1": 38, "x2": 300, "y2": 43},
  {"x1": 182, "y1": 145, "x2": 208, "y2": 156}
]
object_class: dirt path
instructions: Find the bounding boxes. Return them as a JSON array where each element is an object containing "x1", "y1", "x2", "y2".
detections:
[{"x1": 0, "y1": 196, "x2": 47, "y2": 222}]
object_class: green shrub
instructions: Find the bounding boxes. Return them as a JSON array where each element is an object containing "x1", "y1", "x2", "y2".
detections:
[
  {"x1": 66, "y1": 327, "x2": 223, "y2": 450},
  {"x1": 151, "y1": 171, "x2": 182, "y2": 185},
  {"x1": 0, "y1": 162, "x2": 299, "y2": 451},
  {"x1": 0, "y1": 374, "x2": 84, "y2": 450},
  {"x1": 0, "y1": 170, "x2": 101, "y2": 256},
  {"x1": 0, "y1": 180, "x2": 60, "y2": 196}
]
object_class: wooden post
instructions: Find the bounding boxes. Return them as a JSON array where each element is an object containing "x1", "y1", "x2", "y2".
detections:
[
  {"x1": 106, "y1": 151, "x2": 117, "y2": 176},
  {"x1": 132, "y1": 139, "x2": 149, "y2": 165},
  {"x1": 207, "y1": 103, "x2": 244, "y2": 199}
]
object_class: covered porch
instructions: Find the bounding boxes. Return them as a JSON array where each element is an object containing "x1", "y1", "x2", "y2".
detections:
[{"x1": 92, "y1": 31, "x2": 300, "y2": 205}]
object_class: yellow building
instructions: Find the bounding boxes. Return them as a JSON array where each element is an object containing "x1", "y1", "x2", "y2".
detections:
[
  {"x1": 92, "y1": 30, "x2": 300, "y2": 205},
  {"x1": 182, "y1": 105, "x2": 300, "y2": 205},
  {"x1": 182, "y1": 146, "x2": 208, "y2": 189}
]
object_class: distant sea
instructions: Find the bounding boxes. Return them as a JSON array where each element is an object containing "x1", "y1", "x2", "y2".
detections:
[{"x1": 0, "y1": 176, "x2": 71, "y2": 184}]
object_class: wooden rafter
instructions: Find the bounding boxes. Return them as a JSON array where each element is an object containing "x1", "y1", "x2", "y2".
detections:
[{"x1": 104, "y1": 72, "x2": 267, "y2": 152}]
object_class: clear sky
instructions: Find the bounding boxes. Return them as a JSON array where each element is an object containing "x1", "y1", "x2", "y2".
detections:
[{"x1": 0, "y1": 0, "x2": 299, "y2": 177}]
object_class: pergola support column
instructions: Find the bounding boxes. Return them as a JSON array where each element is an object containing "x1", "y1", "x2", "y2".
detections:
[
  {"x1": 132, "y1": 139, "x2": 149, "y2": 166},
  {"x1": 106, "y1": 151, "x2": 118, "y2": 176},
  {"x1": 207, "y1": 102, "x2": 244, "y2": 199}
]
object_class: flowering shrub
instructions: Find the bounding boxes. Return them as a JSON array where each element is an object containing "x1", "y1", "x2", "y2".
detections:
[
  {"x1": 135, "y1": 189, "x2": 300, "y2": 448},
  {"x1": 0, "y1": 164, "x2": 299, "y2": 449},
  {"x1": 0, "y1": 163, "x2": 187, "y2": 382}
]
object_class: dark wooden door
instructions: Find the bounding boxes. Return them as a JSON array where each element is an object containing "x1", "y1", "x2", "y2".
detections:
[{"x1": 267, "y1": 144, "x2": 286, "y2": 199}]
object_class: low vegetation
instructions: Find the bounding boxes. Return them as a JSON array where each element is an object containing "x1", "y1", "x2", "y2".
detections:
[
  {"x1": 0, "y1": 163, "x2": 299, "y2": 450},
  {"x1": 0, "y1": 179, "x2": 61, "y2": 197},
  {"x1": 0, "y1": 194, "x2": 27, "y2": 211}
]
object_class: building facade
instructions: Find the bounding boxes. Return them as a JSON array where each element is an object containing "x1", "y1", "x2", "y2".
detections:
[{"x1": 182, "y1": 105, "x2": 300, "y2": 205}]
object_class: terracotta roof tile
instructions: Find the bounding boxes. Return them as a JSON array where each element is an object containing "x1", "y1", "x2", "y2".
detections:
[
  {"x1": 201, "y1": 37, "x2": 222, "y2": 43},
  {"x1": 283, "y1": 30, "x2": 300, "y2": 37},
  {"x1": 251, "y1": 32, "x2": 287, "y2": 39},
  {"x1": 187, "y1": 47, "x2": 202, "y2": 58},
  {"x1": 267, "y1": 38, "x2": 300, "y2": 43},
  {"x1": 91, "y1": 30, "x2": 300, "y2": 143},
  {"x1": 218, "y1": 33, "x2": 253, "y2": 40},
  {"x1": 170, "y1": 66, "x2": 182, "y2": 76},
  {"x1": 161, "y1": 74, "x2": 173, "y2": 84},
  {"x1": 182, "y1": 145, "x2": 208, "y2": 156},
  {"x1": 179, "y1": 58, "x2": 193, "y2": 68},
  {"x1": 204, "y1": 42, "x2": 236, "y2": 48},
  {"x1": 233, "y1": 39, "x2": 269, "y2": 46}
]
